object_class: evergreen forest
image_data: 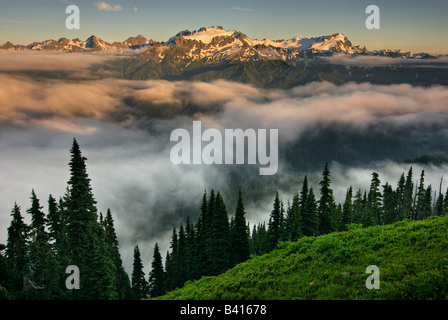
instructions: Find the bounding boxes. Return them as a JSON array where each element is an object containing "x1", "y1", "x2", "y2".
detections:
[{"x1": 1, "y1": 139, "x2": 447, "y2": 300}]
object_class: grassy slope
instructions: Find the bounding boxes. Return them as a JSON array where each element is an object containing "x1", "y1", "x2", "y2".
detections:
[{"x1": 155, "y1": 215, "x2": 448, "y2": 300}]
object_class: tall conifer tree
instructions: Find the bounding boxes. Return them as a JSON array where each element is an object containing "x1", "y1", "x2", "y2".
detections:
[
  {"x1": 164, "y1": 227, "x2": 180, "y2": 291},
  {"x1": 352, "y1": 189, "x2": 365, "y2": 224},
  {"x1": 177, "y1": 224, "x2": 187, "y2": 285},
  {"x1": 367, "y1": 172, "x2": 382, "y2": 225},
  {"x1": 195, "y1": 191, "x2": 208, "y2": 277},
  {"x1": 415, "y1": 170, "x2": 430, "y2": 220},
  {"x1": 103, "y1": 209, "x2": 132, "y2": 299},
  {"x1": 267, "y1": 192, "x2": 282, "y2": 251},
  {"x1": 46, "y1": 194, "x2": 62, "y2": 250},
  {"x1": 403, "y1": 167, "x2": 414, "y2": 219},
  {"x1": 184, "y1": 215, "x2": 198, "y2": 280},
  {"x1": 230, "y1": 189, "x2": 250, "y2": 266},
  {"x1": 5, "y1": 203, "x2": 29, "y2": 293},
  {"x1": 443, "y1": 188, "x2": 448, "y2": 216},
  {"x1": 318, "y1": 163, "x2": 336, "y2": 234},
  {"x1": 131, "y1": 245, "x2": 147, "y2": 299},
  {"x1": 341, "y1": 186, "x2": 354, "y2": 228},
  {"x1": 26, "y1": 191, "x2": 59, "y2": 299},
  {"x1": 148, "y1": 243, "x2": 165, "y2": 298},
  {"x1": 62, "y1": 138, "x2": 117, "y2": 299},
  {"x1": 206, "y1": 192, "x2": 230, "y2": 276},
  {"x1": 434, "y1": 177, "x2": 444, "y2": 216},
  {"x1": 284, "y1": 192, "x2": 302, "y2": 241},
  {"x1": 382, "y1": 183, "x2": 397, "y2": 224},
  {"x1": 395, "y1": 173, "x2": 406, "y2": 222},
  {"x1": 27, "y1": 190, "x2": 45, "y2": 237},
  {"x1": 303, "y1": 188, "x2": 319, "y2": 236}
]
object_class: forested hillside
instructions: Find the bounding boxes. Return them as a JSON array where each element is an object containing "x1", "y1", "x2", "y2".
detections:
[
  {"x1": 1, "y1": 140, "x2": 447, "y2": 300},
  {"x1": 155, "y1": 215, "x2": 448, "y2": 300},
  {"x1": 144, "y1": 163, "x2": 448, "y2": 299}
]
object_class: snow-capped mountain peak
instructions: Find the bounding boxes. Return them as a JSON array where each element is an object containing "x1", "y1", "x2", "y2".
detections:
[
  {"x1": 179, "y1": 26, "x2": 237, "y2": 44},
  {"x1": 0, "y1": 26, "x2": 438, "y2": 61},
  {"x1": 164, "y1": 27, "x2": 362, "y2": 56}
]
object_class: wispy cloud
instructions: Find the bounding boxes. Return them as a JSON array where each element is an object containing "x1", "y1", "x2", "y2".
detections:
[
  {"x1": 323, "y1": 54, "x2": 448, "y2": 67},
  {"x1": 95, "y1": 1, "x2": 122, "y2": 12},
  {"x1": 232, "y1": 6, "x2": 254, "y2": 12}
]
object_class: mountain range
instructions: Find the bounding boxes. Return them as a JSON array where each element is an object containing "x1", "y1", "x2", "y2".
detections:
[
  {"x1": 2, "y1": 26, "x2": 447, "y2": 88},
  {"x1": 1, "y1": 26, "x2": 447, "y2": 174},
  {"x1": 1, "y1": 25, "x2": 440, "y2": 60},
  {"x1": 0, "y1": 34, "x2": 155, "y2": 52}
]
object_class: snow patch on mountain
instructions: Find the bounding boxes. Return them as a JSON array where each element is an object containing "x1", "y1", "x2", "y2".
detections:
[
  {"x1": 253, "y1": 36, "x2": 320, "y2": 50},
  {"x1": 181, "y1": 26, "x2": 237, "y2": 44}
]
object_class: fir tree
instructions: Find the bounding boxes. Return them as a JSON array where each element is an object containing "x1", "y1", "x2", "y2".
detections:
[
  {"x1": 334, "y1": 203, "x2": 343, "y2": 231},
  {"x1": 341, "y1": 186, "x2": 354, "y2": 229},
  {"x1": 26, "y1": 191, "x2": 59, "y2": 299},
  {"x1": 62, "y1": 138, "x2": 117, "y2": 299},
  {"x1": 230, "y1": 189, "x2": 250, "y2": 266},
  {"x1": 318, "y1": 163, "x2": 336, "y2": 235},
  {"x1": 352, "y1": 188, "x2": 365, "y2": 224},
  {"x1": 361, "y1": 194, "x2": 375, "y2": 227},
  {"x1": 27, "y1": 233, "x2": 59, "y2": 299},
  {"x1": 303, "y1": 188, "x2": 319, "y2": 236},
  {"x1": 299, "y1": 176, "x2": 309, "y2": 211},
  {"x1": 5, "y1": 203, "x2": 29, "y2": 293},
  {"x1": 403, "y1": 167, "x2": 414, "y2": 219},
  {"x1": 250, "y1": 223, "x2": 269, "y2": 256},
  {"x1": 267, "y1": 192, "x2": 282, "y2": 251},
  {"x1": 164, "y1": 227, "x2": 178, "y2": 291},
  {"x1": 103, "y1": 209, "x2": 132, "y2": 300},
  {"x1": 382, "y1": 183, "x2": 397, "y2": 225},
  {"x1": 148, "y1": 243, "x2": 165, "y2": 298},
  {"x1": 201, "y1": 189, "x2": 216, "y2": 275},
  {"x1": 279, "y1": 200, "x2": 286, "y2": 241},
  {"x1": 434, "y1": 177, "x2": 444, "y2": 216},
  {"x1": 435, "y1": 192, "x2": 444, "y2": 216},
  {"x1": 195, "y1": 191, "x2": 208, "y2": 277},
  {"x1": 27, "y1": 190, "x2": 46, "y2": 238},
  {"x1": 284, "y1": 192, "x2": 302, "y2": 241},
  {"x1": 46, "y1": 194, "x2": 62, "y2": 250},
  {"x1": 83, "y1": 222, "x2": 118, "y2": 299},
  {"x1": 177, "y1": 224, "x2": 187, "y2": 285},
  {"x1": 206, "y1": 192, "x2": 230, "y2": 276},
  {"x1": 422, "y1": 185, "x2": 433, "y2": 219},
  {"x1": 367, "y1": 172, "x2": 382, "y2": 225},
  {"x1": 131, "y1": 245, "x2": 147, "y2": 299},
  {"x1": 164, "y1": 251, "x2": 173, "y2": 292},
  {"x1": 207, "y1": 189, "x2": 216, "y2": 235},
  {"x1": 443, "y1": 188, "x2": 448, "y2": 216},
  {"x1": 184, "y1": 216, "x2": 198, "y2": 280},
  {"x1": 249, "y1": 224, "x2": 257, "y2": 255},
  {"x1": 415, "y1": 170, "x2": 427, "y2": 220},
  {"x1": 395, "y1": 173, "x2": 406, "y2": 221}
]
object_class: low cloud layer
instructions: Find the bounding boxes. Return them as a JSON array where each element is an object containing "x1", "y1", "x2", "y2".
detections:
[
  {"x1": 323, "y1": 54, "x2": 448, "y2": 67},
  {"x1": 1, "y1": 52, "x2": 448, "y2": 273},
  {"x1": 0, "y1": 50, "x2": 120, "y2": 71}
]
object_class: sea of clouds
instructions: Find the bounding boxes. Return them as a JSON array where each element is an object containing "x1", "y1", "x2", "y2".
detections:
[{"x1": 1, "y1": 51, "x2": 447, "y2": 273}]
